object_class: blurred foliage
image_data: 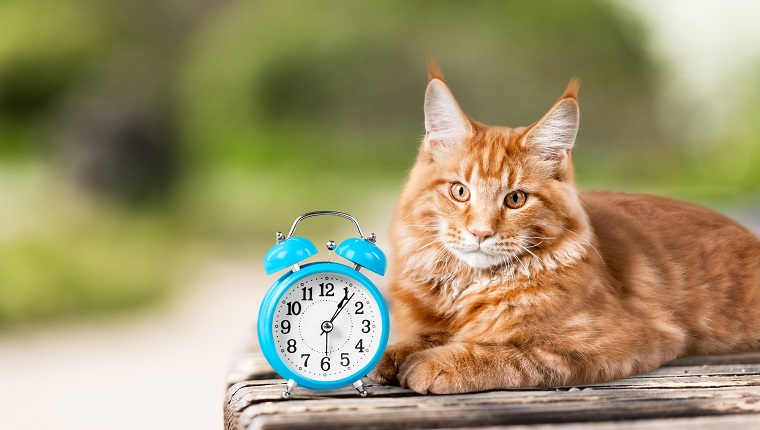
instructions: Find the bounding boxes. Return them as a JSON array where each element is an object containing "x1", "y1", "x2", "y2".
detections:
[
  {"x1": 0, "y1": 0, "x2": 757, "y2": 326},
  {"x1": 0, "y1": 166, "x2": 180, "y2": 326},
  {"x1": 179, "y1": 0, "x2": 660, "y2": 169},
  {"x1": 0, "y1": 211, "x2": 176, "y2": 325}
]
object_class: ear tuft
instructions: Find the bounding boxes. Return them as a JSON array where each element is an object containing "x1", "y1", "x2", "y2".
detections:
[
  {"x1": 561, "y1": 78, "x2": 580, "y2": 100},
  {"x1": 427, "y1": 59, "x2": 446, "y2": 83}
]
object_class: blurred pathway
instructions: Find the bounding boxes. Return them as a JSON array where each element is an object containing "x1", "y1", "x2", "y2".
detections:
[{"x1": 0, "y1": 259, "x2": 267, "y2": 429}]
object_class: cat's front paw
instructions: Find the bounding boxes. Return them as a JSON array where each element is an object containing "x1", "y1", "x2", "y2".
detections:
[
  {"x1": 398, "y1": 349, "x2": 460, "y2": 394},
  {"x1": 369, "y1": 333, "x2": 451, "y2": 387},
  {"x1": 368, "y1": 350, "x2": 400, "y2": 385},
  {"x1": 368, "y1": 342, "x2": 414, "y2": 385}
]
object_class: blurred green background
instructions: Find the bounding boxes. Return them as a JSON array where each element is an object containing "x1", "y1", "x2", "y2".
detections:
[{"x1": 1, "y1": 0, "x2": 758, "y2": 327}]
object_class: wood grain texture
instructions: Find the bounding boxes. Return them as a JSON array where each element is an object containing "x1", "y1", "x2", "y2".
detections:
[
  {"x1": 224, "y1": 349, "x2": 760, "y2": 430},
  {"x1": 463, "y1": 414, "x2": 760, "y2": 430}
]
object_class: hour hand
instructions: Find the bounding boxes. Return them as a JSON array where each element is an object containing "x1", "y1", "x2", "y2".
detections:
[
  {"x1": 331, "y1": 292, "x2": 355, "y2": 323},
  {"x1": 336, "y1": 288, "x2": 350, "y2": 309},
  {"x1": 328, "y1": 289, "x2": 351, "y2": 322}
]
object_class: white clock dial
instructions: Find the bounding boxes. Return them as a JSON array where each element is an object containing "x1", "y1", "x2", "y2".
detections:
[{"x1": 272, "y1": 272, "x2": 382, "y2": 382}]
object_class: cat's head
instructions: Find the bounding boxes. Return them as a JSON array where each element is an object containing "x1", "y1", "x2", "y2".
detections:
[{"x1": 394, "y1": 63, "x2": 589, "y2": 276}]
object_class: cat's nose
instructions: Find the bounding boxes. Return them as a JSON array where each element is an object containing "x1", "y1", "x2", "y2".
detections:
[{"x1": 468, "y1": 228, "x2": 494, "y2": 244}]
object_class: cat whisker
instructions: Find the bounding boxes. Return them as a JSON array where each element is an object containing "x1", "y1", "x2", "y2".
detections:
[
  {"x1": 522, "y1": 240, "x2": 545, "y2": 249},
  {"x1": 497, "y1": 258, "x2": 510, "y2": 300},
  {"x1": 515, "y1": 235, "x2": 556, "y2": 241},
  {"x1": 402, "y1": 223, "x2": 441, "y2": 228},
  {"x1": 422, "y1": 245, "x2": 450, "y2": 275},
  {"x1": 513, "y1": 250, "x2": 531, "y2": 281},
  {"x1": 518, "y1": 243, "x2": 548, "y2": 270},
  {"x1": 499, "y1": 253, "x2": 523, "y2": 305},
  {"x1": 409, "y1": 239, "x2": 446, "y2": 263},
  {"x1": 558, "y1": 225, "x2": 604, "y2": 261},
  {"x1": 401, "y1": 234, "x2": 440, "y2": 250},
  {"x1": 399, "y1": 211, "x2": 438, "y2": 223},
  {"x1": 423, "y1": 242, "x2": 444, "y2": 258},
  {"x1": 399, "y1": 212, "x2": 418, "y2": 221},
  {"x1": 504, "y1": 240, "x2": 542, "y2": 252},
  {"x1": 438, "y1": 250, "x2": 454, "y2": 274}
]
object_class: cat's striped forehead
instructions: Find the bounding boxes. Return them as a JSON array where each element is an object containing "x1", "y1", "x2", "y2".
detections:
[{"x1": 457, "y1": 126, "x2": 528, "y2": 189}]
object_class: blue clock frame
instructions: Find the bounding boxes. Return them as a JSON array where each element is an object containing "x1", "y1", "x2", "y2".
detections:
[{"x1": 257, "y1": 262, "x2": 390, "y2": 391}]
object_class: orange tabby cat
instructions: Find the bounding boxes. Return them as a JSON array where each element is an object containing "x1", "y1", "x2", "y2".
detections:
[{"x1": 368, "y1": 63, "x2": 760, "y2": 394}]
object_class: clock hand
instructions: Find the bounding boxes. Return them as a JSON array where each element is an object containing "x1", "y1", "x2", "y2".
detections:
[
  {"x1": 329, "y1": 292, "x2": 355, "y2": 324},
  {"x1": 322, "y1": 289, "x2": 350, "y2": 331},
  {"x1": 326, "y1": 303, "x2": 342, "y2": 325},
  {"x1": 332, "y1": 288, "x2": 351, "y2": 319},
  {"x1": 324, "y1": 328, "x2": 329, "y2": 356},
  {"x1": 320, "y1": 290, "x2": 354, "y2": 336}
]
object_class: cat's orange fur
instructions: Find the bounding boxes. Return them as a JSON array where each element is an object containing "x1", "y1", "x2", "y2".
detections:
[{"x1": 368, "y1": 63, "x2": 760, "y2": 394}]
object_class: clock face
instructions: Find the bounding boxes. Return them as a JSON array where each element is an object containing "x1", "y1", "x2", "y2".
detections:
[{"x1": 271, "y1": 271, "x2": 384, "y2": 382}]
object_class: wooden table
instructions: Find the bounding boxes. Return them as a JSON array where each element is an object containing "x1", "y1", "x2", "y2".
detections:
[{"x1": 224, "y1": 343, "x2": 760, "y2": 430}]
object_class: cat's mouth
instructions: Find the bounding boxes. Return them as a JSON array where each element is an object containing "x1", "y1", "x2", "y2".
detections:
[{"x1": 449, "y1": 244, "x2": 504, "y2": 269}]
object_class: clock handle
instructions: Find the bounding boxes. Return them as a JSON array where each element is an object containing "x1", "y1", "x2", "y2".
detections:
[{"x1": 283, "y1": 211, "x2": 371, "y2": 242}]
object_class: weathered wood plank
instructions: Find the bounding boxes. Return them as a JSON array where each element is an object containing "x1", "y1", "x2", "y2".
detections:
[
  {"x1": 225, "y1": 347, "x2": 760, "y2": 430},
  {"x1": 464, "y1": 414, "x2": 760, "y2": 430},
  {"x1": 236, "y1": 386, "x2": 760, "y2": 430},
  {"x1": 664, "y1": 352, "x2": 760, "y2": 367},
  {"x1": 226, "y1": 372, "x2": 760, "y2": 430},
  {"x1": 631, "y1": 363, "x2": 760, "y2": 378}
]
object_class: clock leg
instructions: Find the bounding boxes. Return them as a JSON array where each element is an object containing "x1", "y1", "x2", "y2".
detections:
[
  {"x1": 352, "y1": 379, "x2": 368, "y2": 397},
  {"x1": 282, "y1": 379, "x2": 298, "y2": 399}
]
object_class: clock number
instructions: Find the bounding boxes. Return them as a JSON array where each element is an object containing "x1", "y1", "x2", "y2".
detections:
[
  {"x1": 354, "y1": 301, "x2": 364, "y2": 314},
  {"x1": 321, "y1": 356, "x2": 331, "y2": 371},
  {"x1": 281, "y1": 320, "x2": 291, "y2": 334},
  {"x1": 361, "y1": 319, "x2": 371, "y2": 333},
  {"x1": 300, "y1": 354, "x2": 310, "y2": 367},
  {"x1": 286, "y1": 301, "x2": 301, "y2": 315},
  {"x1": 301, "y1": 287, "x2": 313, "y2": 301},
  {"x1": 355, "y1": 339, "x2": 366, "y2": 353},
  {"x1": 287, "y1": 339, "x2": 297, "y2": 353},
  {"x1": 319, "y1": 282, "x2": 334, "y2": 297},
  {"x1": 340, "y1": 353, "x2": 350, "y2": 367}
]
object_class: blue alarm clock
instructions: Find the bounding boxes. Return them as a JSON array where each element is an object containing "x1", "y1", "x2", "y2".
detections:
[{"x1": 258, "y1": 211, "x2": 390, "y2": 399}]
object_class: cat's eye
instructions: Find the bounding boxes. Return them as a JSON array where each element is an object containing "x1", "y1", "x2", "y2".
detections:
[
  {"x1": 505, "y1": 190, "x2": 528, "y2": 209},
  {"x1": 449, "y1": 182, "x2": 470, "y2": 202}
]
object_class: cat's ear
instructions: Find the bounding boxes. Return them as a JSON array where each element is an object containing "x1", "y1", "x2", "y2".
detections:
[
  {"x1": 423, "y1": 65, "x2": 472, "y2": 159},
  {"x1": 523, "y1": 79, "x2": 580, "y2": 161}
]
